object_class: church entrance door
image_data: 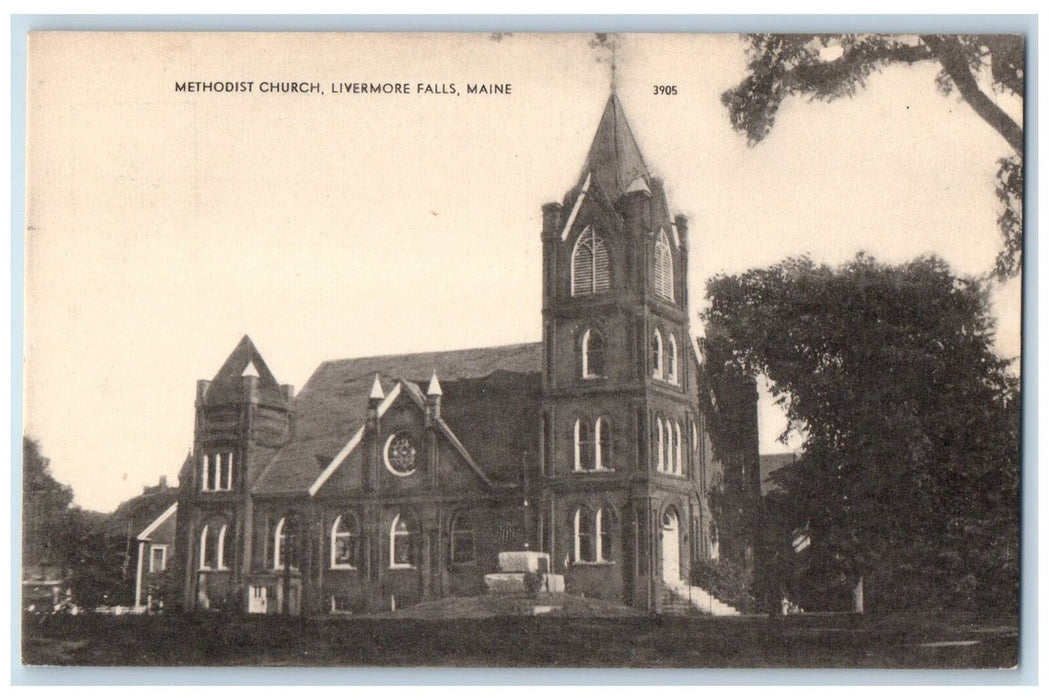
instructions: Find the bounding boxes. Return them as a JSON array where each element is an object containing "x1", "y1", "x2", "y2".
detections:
[{"x1": 661, "y1": 509, "x2": 680, "y2": 584}]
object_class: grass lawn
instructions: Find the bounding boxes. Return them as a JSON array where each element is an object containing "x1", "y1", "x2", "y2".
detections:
[{"x1": 22, "y1": 603, "x2": 1017, "y2": 669}]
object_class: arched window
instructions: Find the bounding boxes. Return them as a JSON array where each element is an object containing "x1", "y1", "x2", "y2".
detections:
[
  {"x1": 655, "y1": 416, "x2": 665, "y2": 472},
  {"x1": 571, "y1": 225, "x2": 611, "y2": 296},
  {"x1": 201, "y1": 451, "x2": 235, "y2": 492},
  {"x1": 581, "y1": 329, "x2": 606, "y2": 378},
  {"x1": 595, "y1": 416, "x2": 612, "y2": 470},
  {"x1": 331, "y1": 513, "x2": 359, "y2": 569},
  {"x1": 666, "y1": 334, "x2": 678, "y2": 384},
  {"x1": 574, "y1": 418, "x2": 592, "y2": 471},
  {"x1": 199, "y1": 525, "x2": 210, "y2": 570},
  {"x1": 390, "y1": 513, "x2": 414, "y2": 569},
  {"x1": 199, "y1": 522, "x2": 229, "y2": 570},
  {"x1": 216, "y1": 524, "x2": 228, "y2": 569},
  {"x1": 654, "y1": 229, "x2": 674, "y2": 301},
  {"x1": 597, "y1": 507, "x2": 614, "y2": 562},
  {"x1": 449, "y1": 512, "x2": 476, "y2": 565},
  {"x1": 674, "y1": 421, "x2": 683, "y2": 475},
  {"x1": 651, "y1": 329, "x2": 664, "y2": 379},
  {"x1": 274, "y1": 517, "x2": 287, "y2": 570},
  {"x1": 574, "y1": 507, "x2": 595, "y2": 563},
  {"x1": 664, "y1": 419, "x2": 674, "y2": 473}
]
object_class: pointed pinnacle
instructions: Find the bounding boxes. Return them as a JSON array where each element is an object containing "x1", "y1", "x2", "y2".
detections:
[
  {"x1": 427, "y1": 370, "x2": 443, "y2": 397},
  {"x1": 369, "y1": 374, "x2": 385, "y2": 400}
]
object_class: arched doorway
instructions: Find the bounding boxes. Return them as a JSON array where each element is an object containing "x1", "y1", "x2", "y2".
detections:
[{"x1": 661, "y1": 507, "x2": 680, "y2": 583}]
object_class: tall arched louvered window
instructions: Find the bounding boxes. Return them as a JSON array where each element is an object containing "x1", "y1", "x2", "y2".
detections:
[
  {"x1": 571, "y1": 226, "x2": 611, "y2": 296},
  {"x1": 654, "y1": 229, "x2": 674, "y2": 301},
  {"x1": 581, "y1": 329, "x2": 606, "y2": 378}
]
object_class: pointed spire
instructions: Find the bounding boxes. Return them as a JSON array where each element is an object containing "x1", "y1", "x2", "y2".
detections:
[
  {"x1": 369, "y1": 374, "x2": 385, "y2": 400},
  {"x1": 427, "y1": 371, "x2": 443, "y2": 397},
  {"x1": 212, "y1": 334, "x2": 278, "y2": 386},
  {"x1": 579, "y1": 94, "x2": 650, "y2": 202}
]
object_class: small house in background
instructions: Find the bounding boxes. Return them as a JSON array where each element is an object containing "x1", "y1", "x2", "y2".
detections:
[
  {"x1": 134, "y1": 500, "x2": 177, "y2": 612},
  {"x1": 107, "y1": 471, "x2": 181, "y2": 612}
]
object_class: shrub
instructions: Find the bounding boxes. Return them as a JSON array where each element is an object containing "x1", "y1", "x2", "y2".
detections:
[{"x1": 690, "y1": 558, "x2": 758, "y2": 613}]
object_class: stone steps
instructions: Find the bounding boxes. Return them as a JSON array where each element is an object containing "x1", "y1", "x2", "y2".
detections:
[{"x1": 661, "y1": 579, "x2": 741, "y2": 616}]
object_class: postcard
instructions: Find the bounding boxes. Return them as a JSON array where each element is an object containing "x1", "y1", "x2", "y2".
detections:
[{"x1": 21, "y1": 31, "x2": 1022, "y2": 669}]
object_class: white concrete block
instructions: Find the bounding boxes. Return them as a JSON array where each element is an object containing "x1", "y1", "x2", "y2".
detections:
[
  {"x1": 484, "y1": 573, "x2": 529, "y2": 594},
  {"x1": 497, "y1": 551, "x2": 550, "y2": 574}
]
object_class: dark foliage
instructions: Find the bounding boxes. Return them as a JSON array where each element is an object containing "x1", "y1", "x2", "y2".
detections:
[
  {"x1": 722, "y1": 34, "x2": 1024, "y2": 280},
  {"x1": 699, "y1": 350, "x2": 760, "y2": 565},
  {"x1": 703, "y1": 254, "x2": 1020, "y2": 612},
  {"x1": 690, "y1": 557, "x2": 758, "y2": 613},
  {"x1": 22, "y1": 437, "x2": 144, "y2": 609},
  {"x1": 22, "y1": 437, "x2": 76, "y2": 568}
]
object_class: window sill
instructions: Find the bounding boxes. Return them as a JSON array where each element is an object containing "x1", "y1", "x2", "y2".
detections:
[
  {"x1": 571, "y1": 560, "x2": 616, "y2": 567},
  {"x1": 197, "y1": 567, "x2": 230, "y2": 573},
  {"x1": 572, "y1": 468, "x2": 616, "y2": 474},
  {"x1": 330, "y1": 564, "x2": 358, "y2": 571},
  {"x1": 388, "y1": 564, "x2": 416, "y2": 571}
]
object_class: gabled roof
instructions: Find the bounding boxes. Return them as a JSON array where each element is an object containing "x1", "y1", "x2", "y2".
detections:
[
  {"x1": 137, "y1": 502, "x2": 177, "y2": 540},
  {"x1": 579, "y1": 94, "x2": 650, "y2": 203},
  {"x1": 252, "y1": 343, "x2": 542, "y2": 496}
]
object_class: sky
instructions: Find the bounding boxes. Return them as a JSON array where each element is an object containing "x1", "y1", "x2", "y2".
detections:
[{"x1": 24, "y1": 33, "x2": 1022, "y2": 512}]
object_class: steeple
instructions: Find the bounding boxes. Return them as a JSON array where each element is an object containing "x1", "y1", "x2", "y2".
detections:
[{"x1": 579, "y1": 94, "x2": 650, "y2": 202}]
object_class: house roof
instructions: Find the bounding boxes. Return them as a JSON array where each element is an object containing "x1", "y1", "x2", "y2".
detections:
[
  {"x1": 108, "y1": 476, "x2": 179, "y2": 539},
  {"x1": 137, "y1": 502, "x2": 177, "y2": 540},
  {"x1": 252, "y1": 342, "x2": 542, "y2": 496},
  {"x1": 579, "y1": 94, "x2": 650, "y2": 202},
  {"x1": 760, "y1": 452, "x2": 800, "y2": 495}
]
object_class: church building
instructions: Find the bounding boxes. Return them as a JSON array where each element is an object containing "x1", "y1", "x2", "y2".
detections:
[{"x1": 175, "y1": 94, "x2": 758, "y2": 615}]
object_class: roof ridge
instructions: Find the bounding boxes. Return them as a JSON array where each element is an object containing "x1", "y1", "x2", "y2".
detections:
[{"x1": 317, "y1": 341, "x2": 542, "y2": 368}]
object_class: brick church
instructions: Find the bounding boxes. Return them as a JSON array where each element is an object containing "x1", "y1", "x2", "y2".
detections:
[{"x1": 174, "y1": 94, "x2": 758, "y2": 615}]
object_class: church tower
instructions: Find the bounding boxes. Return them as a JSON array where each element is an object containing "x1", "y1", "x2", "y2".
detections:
[
  {"x1": 537, "y1": 95, "x2": 709, "y2": 610},
  {"x1": 178, "y1": 335, "x2": 295, "y2": 611}
]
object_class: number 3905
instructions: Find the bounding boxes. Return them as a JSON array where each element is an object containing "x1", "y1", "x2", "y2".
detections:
[{"x1": 653, "y1": 85, "x2": 678, "y2": 95}]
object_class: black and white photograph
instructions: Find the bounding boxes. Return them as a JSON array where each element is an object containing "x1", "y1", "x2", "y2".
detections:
[{"x1": 20, "y1": 30, "x2": 1025, "y2": 670}]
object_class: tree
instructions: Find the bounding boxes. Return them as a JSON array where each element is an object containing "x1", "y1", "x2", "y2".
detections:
[
  {"x1": 22, "y1": 437, "x2": 132, "y2": 608},
  {"x1": 722, "y1": 34, "x2": 1024, "y2": 280},
  {"x1": 22, "y1": 437, "x2": 77, "y2": 568},
  {"x1": 702, "y1": 254, "x2": 1019, "y2": 612}
]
